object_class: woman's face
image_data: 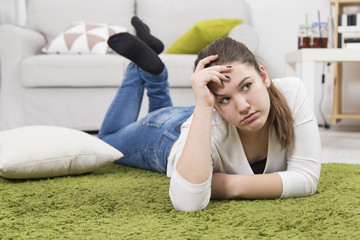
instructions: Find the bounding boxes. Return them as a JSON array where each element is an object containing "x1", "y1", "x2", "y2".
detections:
[{"x1": 210, "y1": 62, "x2": 271, "y2": 135}]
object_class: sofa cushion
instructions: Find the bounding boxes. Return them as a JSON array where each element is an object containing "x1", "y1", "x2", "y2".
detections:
[
  {"x1": 136, "y1": 0, "x2": 249, "y2": 50},
  {"x1": 160, "y1": 54, "x2": 197, "y2": 88},
  {"x1": 20, "y1": 54, "x2": 128, "y2": 87},
  {"x1": 22, "y1": 88, "x2": 118, "y2": 131},
  {"x1": 26, "y1": 0, "x2": 135, "y2": 42},
  {"x1": 42, "y1": 21, "x2": 127, "y2": 54},
  {"x1": 166, "y1": 18, "x2": 243, "y2": 54},
  {"x1": 20, "y1": 54, "x2": 195, "y2": 88},
  {"x1": 159, "y1": 54, "x2": 197, "y2": 87}
]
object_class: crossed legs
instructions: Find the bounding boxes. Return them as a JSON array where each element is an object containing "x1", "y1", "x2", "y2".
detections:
[{"x1": 98, "y1": 17, "x2": 172, "y2": 138}]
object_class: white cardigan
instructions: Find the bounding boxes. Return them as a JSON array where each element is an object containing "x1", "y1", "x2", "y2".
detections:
[{"x1": 167, "y1": 77, "x2": 322, "y2": 211}]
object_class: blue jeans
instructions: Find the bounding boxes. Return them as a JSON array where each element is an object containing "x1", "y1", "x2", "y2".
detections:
[{"x1": 98, "y1": 62, "x2": 194, "y2": 173}]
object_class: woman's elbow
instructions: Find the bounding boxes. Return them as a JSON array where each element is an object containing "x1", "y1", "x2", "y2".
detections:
[
  {"x1": 170, "y1": 193, "x2": 210, "y2": 212},
  {"x1": 280, "y1": 171, "x2": 320, "y2": 198},
  {"x1": 169, "y1": 168, "x2": 212, "y2": 211},
  {"x1": 168, "y1": 183, "x2": 211, "y2": 211},
  {"x1": 306, "y1": 176, "x2": 319, "y2": 196}
]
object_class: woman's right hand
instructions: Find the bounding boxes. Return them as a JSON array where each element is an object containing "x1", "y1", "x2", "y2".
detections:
[{"x1": 190, "y1": 55, "x2": 232, "y2": 109}]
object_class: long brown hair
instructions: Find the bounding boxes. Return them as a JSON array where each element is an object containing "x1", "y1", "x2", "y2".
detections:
[{"x1": 195, "y1": 37, "x2": 293, "y2": 149}]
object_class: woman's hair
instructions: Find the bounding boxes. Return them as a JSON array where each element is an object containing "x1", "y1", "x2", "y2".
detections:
[{"x1": 194, "y1": 37, "x2": 294, "y2": 149}]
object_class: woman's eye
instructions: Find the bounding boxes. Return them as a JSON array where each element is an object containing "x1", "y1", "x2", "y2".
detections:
[
  {"x1": 219, "y1": 97, "x2": 230, "y2": 104},
  {"x1": 242, "y1": 83, "x2": 251, "y2": 91}
]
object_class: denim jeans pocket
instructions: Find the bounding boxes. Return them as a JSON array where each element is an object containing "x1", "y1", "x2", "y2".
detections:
[
  {"x1": 140, "y1": 107, "x2": 174, "y2": 128},
  {"x1": 140, "y1": 106, "x2": 194, "y2": 129}
]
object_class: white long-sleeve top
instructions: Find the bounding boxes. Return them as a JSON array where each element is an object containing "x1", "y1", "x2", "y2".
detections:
[{"x1": 167, "y1": 77, "x2": 322, "y2": 211}]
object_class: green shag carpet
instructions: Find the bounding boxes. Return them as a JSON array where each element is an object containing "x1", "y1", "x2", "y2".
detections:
[{"x1": 1, "y1": 163, "x2": 360, "y2": 239}]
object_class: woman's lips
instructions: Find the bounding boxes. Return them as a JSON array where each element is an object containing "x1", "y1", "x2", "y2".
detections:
[{"x1": 241, "y1": 112, "x2": 257, "y2": 123}]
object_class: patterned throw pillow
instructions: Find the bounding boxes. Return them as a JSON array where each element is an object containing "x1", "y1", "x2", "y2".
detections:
[{"x1": 42, "y1": 21, "x2": 127, "y2": 54}]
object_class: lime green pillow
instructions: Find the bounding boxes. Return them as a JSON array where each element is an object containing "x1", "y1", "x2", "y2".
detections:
[{"x1": 166, "y1": 18, "x2": 243, "y2": 54}]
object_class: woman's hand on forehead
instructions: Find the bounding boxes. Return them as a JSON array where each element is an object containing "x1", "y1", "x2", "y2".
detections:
[{"x1": 190, "y1": 55, "x2": 233, "y2": 108}]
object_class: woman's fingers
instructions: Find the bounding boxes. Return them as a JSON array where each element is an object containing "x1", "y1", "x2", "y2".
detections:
[
  {"x1": 195, "y1": 55, "x2": 232, "y2": 74},
  {"x1": 195, "y1": 55, "x2": 218, "y2": 72},
  {"x1": 198, "y1": 66, "x2": 232, "y2": 86},
  {"x1": 207, "y1": 69, "x2": 229, "y2": 86}
]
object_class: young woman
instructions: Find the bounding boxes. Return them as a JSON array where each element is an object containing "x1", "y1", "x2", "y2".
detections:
[{"x1": 98, "y1": 17, "x2": 321, "y2": 212}]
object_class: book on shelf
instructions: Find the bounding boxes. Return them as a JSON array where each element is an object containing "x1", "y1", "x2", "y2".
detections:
[
  {"x1": 344, "y1": 37, "x2": 360, "y2": 49},
  {"x1": 344, "y1": 38, "x2": 360, "y2": 43},
  {"x1": 337, "y1": 13, "x2": 360, "y2": 48},
  {"x1": 338, "y1": 32, "x2": 360, "y2": 48},
  {"x1": 338, "y1": 13, "x2": 360, "y2": 27}
]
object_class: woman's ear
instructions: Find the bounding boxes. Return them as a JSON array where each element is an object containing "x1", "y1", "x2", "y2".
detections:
[{"x1": 260, "y1": 65, "x2": 271, "y2": 88}]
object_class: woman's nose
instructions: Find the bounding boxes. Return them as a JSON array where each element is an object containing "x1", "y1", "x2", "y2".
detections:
[{"x1": 234, "y1": 95, "x2": 250, "y2": 114}]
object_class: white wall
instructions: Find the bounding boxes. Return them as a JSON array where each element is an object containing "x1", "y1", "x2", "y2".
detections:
[
  {"x1": 248, "y1": 0, "x2": 360, "y2": 128},
  {"x1": 0, "y1": 0, "x2": 26, "y2": 26}
]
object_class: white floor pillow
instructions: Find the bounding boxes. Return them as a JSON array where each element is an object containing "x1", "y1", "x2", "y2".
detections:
[{"x1": 0, "y1": 125, "x2": 123, "y2": 179}]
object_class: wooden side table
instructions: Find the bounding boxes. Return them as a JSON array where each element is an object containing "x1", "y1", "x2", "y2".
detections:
[{"x1": 285, "y1": 48, "x2": 360, "y2": 124}]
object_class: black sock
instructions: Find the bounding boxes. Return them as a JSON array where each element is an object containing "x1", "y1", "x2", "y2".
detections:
[
  {"x1": 131, "y1": 16, "x2": 164, "y2": 54},
  {"x1": 108, "y1": 32, "x2": 164, "y2": 74}
]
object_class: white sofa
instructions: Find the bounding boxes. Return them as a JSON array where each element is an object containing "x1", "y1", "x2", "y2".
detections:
[{"x1": 0, "y1": 0, "x2": 253, "y2": 131}]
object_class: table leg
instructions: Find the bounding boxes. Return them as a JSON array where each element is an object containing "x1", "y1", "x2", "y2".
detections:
[
  {"x1": 285, "y1": 61, "x2": 296, "y2": 77},
  {"x1": 300, "y1": 61, "x2": 316, "y2": 110},
  {"x1": 332, "y1": 62, "x2": 342, "y2": 124}
]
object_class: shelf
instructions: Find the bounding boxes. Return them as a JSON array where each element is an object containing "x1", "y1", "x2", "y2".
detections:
[
  {"x1": 328, "y1": 113, "x2": 360, "y2": 119},
  {"x1": 338, "y1": 26, "x2": 360, "y2": 32},
  {"x1": 331, "y1": 0, "x2": 360, "y2": 48},
  {"x1": 330, "y1": 0, "x2": 360, "y2": 6},
  {"x1": 285, "y1": 48, "x2": 360, "y2": 62}
]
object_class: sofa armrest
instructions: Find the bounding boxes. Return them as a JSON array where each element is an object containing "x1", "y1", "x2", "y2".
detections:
[
  {"x1": 0, "y1": 24, "x2": 46, "y2": 130},
  {"x1": 0, "y1": 24, "x2": 46, "y2": 63}
]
